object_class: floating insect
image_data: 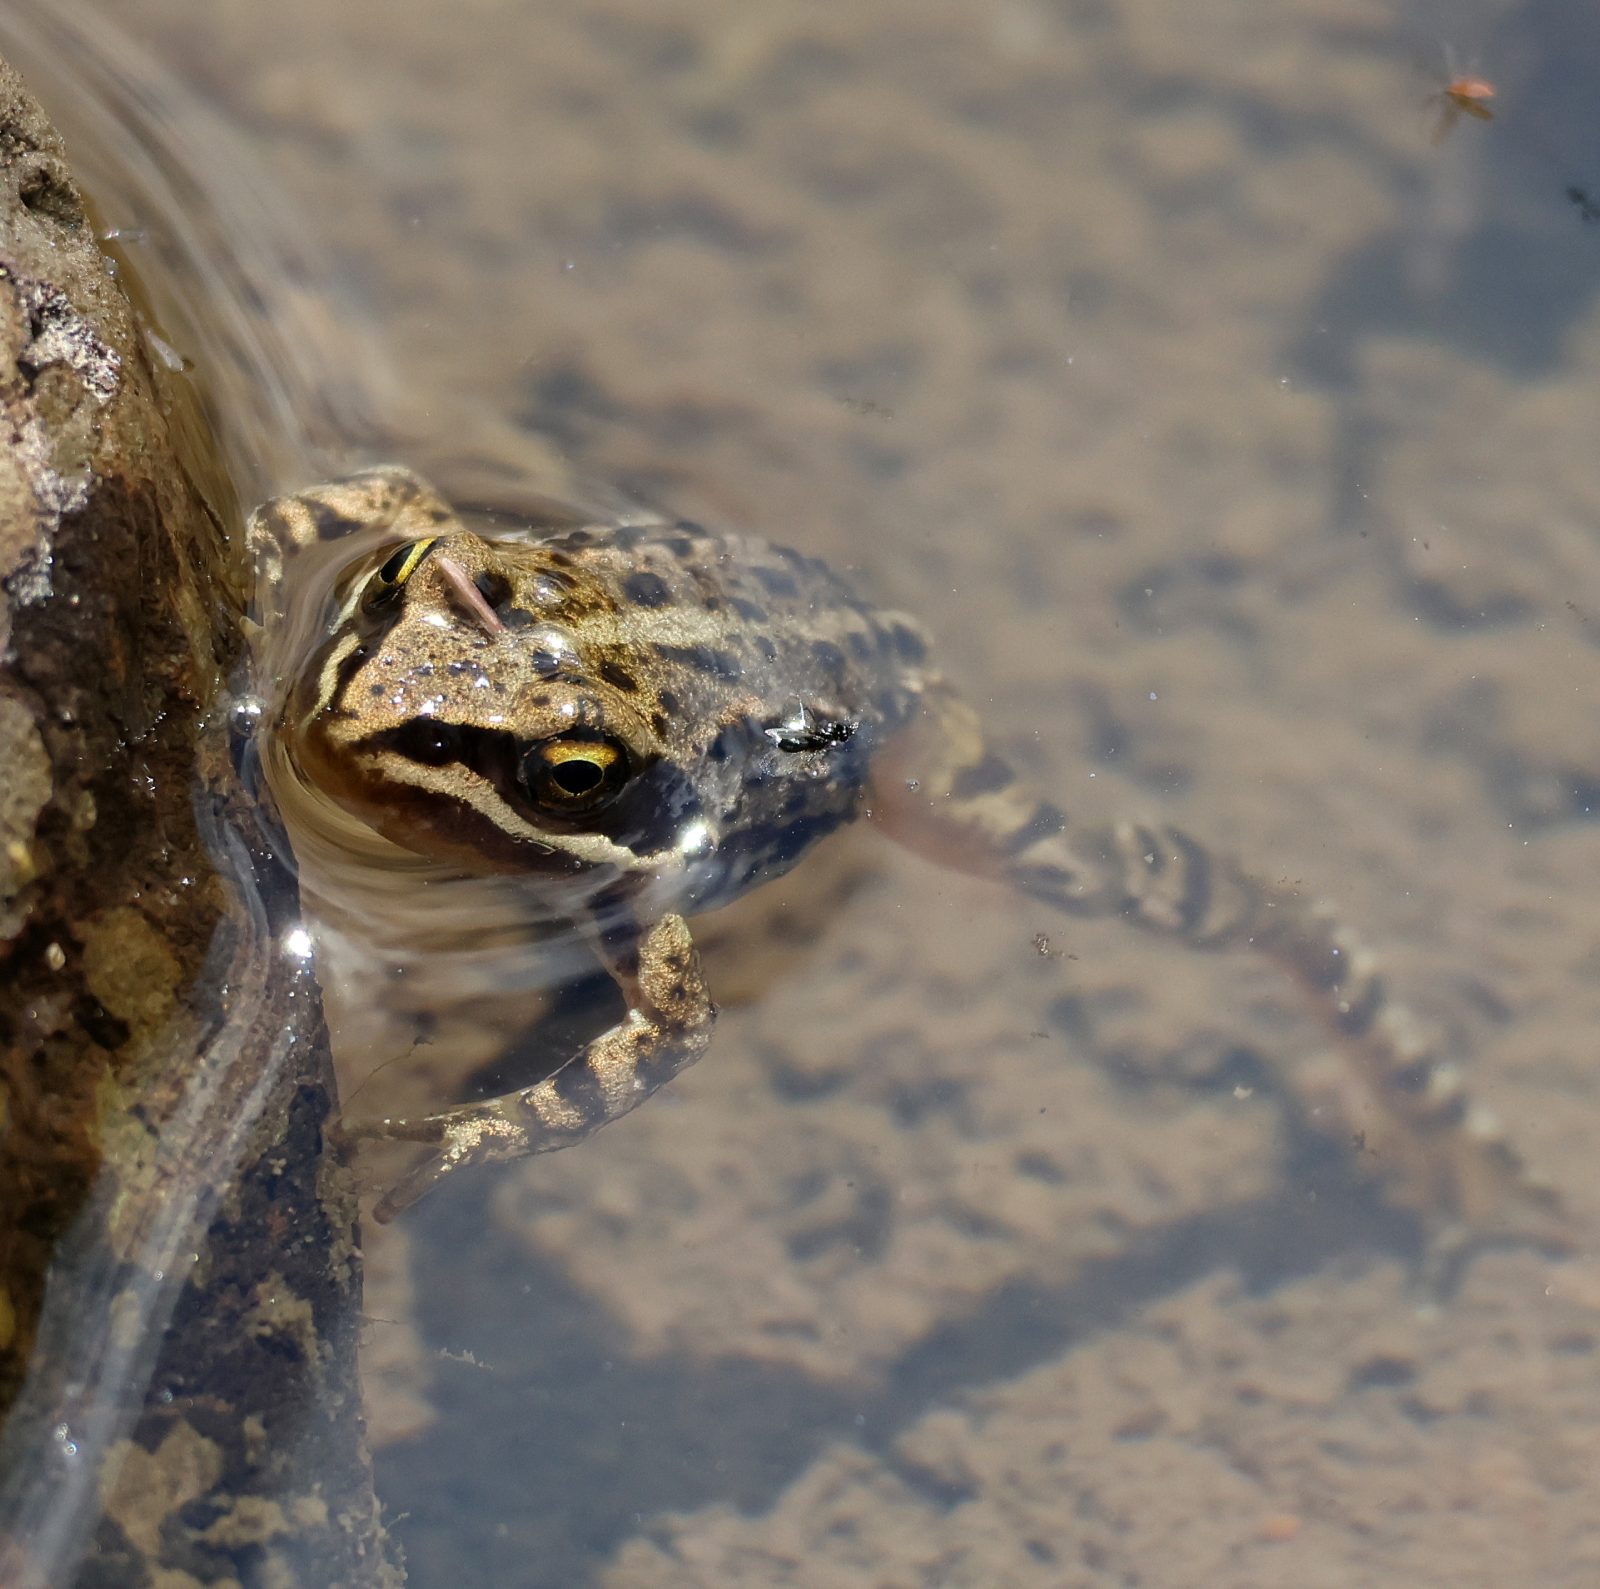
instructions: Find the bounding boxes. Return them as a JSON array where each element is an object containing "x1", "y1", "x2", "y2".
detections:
[
  {"x1": 765, "y1": 700, "x2": 858, "y2": 754},
  {"x1": 1430, "y1": 57, "x2": 1495, "y2": 143}
]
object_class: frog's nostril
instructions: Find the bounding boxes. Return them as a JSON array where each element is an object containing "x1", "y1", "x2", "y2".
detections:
[{"x1": 475, "y1": 570, "x2": 513, "y2": 609}]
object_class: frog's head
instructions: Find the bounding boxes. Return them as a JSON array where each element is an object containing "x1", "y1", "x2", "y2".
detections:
[{"x1": 279, "y1": 531, "x2": 707, "y2": 879}]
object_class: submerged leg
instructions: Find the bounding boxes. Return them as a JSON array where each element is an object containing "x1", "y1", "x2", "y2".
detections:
[
  {"x1": 873, "y1": 685, "x2": 1567, "y2": 1244},
  {"x1": 349, "y1": 912, "x2": 715, "y2": 1221}
]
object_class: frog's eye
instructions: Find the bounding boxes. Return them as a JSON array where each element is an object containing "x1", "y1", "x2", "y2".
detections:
[
  {"x1": 519, "y1": 736, "x2": 631, "y2": 813},
  {"x1": 362, "y1": 538, "x2": 438, "y2": 610}
]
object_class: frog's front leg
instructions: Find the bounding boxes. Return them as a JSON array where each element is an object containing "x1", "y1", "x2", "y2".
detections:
[
  {"x1": 872, "y1": 683, "x2": 1568, "y2": 1247},
  {"x1": 353, "y1": 912, "x2": 714, "y2": 1222}
]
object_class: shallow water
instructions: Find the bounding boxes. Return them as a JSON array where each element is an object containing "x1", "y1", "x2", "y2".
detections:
[{"x1": 19, "y1": 0, "x2": 1600, "y2": 1582}]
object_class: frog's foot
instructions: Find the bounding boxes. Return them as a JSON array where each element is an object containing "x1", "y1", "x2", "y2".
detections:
[
  {"x1": 1417, "y1": 1170, "x2": 1578, "y2": 1297},
  {"x1": 1296, "y1": 1049, "x2": 1578, "y2": 1271},
  {"x1": 1414, "y1": 1109, "x2": 1577, "y2": 1266},
  {"x1": 345, "y1": 1104, "x2": 535, "y2": 1223}
]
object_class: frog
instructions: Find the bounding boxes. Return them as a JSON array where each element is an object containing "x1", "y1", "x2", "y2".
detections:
[{"x1": 249, "y1": 465, "x2": 1566, "y2": 1244}]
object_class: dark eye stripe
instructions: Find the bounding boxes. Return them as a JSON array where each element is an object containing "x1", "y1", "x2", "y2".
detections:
[
  {"x1": 361, "y1": 723, "x2": 627, "y2": 811},
  {"x1": 323, "y1": 637, "x2": 376, "y2": 717}
]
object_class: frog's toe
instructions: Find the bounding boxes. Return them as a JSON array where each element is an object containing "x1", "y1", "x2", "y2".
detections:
[
  {"x1": 1440, "y1": 1115, "x2": 1577, "y2": 1252},
  {"x1": 371, "y1": 1152, "x2": 454, "y2": 1223},
  {"x1": 346, "y1": 1112, "x2": 450, "y2": 1146},
  {"x1": 1412, "y1": 1140, "x2": 1579, "y2": 1294},
  {"x1": 358, "y1": 1105, "x2": 533, "y2": 1220},
  {"x1": 367, "y1": 1121, "x2": 484, "y2": 1220},
  {"x1": 1419, "y1": 1202, "x2": 1580, "y2": 1297}
]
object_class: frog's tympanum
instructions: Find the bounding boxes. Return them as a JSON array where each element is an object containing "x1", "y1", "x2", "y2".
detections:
[{"x1": 252, "y1": 469, "x2": 1561, "y2": 1236}]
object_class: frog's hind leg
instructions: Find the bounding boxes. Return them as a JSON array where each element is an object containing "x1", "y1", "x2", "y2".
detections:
[
  {"x1": 872, "y1": 684, "x2": 1568, "y2": 1248},
  {"x1": 349, "y1": 912, "x2": 715, "y2": 1222}
]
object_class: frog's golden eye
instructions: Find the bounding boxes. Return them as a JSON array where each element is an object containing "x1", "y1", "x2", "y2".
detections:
[
  {"x1": 519, "y1": 736, "x2": 631, "y2": 813},
  {"x1": 362, "y1": 538, "x2": 438, "y2": 611}
]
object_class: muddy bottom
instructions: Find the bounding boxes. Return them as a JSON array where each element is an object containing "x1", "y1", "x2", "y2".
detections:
[{"x1": 65, "y1": 0, "x2": 1600, "y2": 1582}]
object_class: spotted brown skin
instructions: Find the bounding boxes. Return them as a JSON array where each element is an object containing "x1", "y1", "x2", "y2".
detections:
[
  {"x1": 254, "y1": 468, "x2": 1567, "y2": 1241},
  {"x1": 279, "y1": 476, "x2": 921, "y2": 912}
]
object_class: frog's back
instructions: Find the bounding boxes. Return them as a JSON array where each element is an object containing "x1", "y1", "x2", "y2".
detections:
[{"x1": 542, "y1": 517, "x2": 929, "y2": 725}]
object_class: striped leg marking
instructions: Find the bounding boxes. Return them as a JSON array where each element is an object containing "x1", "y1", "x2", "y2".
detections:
[{"x1": 353, "y1": 912, "x2": 714, "y2": 1222}]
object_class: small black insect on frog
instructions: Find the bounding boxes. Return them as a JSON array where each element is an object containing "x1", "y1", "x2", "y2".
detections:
[{"x1": 765, "y1": 701, "x2": 858, "y2": 755}]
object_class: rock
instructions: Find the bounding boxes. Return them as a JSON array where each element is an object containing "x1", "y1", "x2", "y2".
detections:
[{"x1": 0, "y1": 49, "x2": 399, "y2": 1589}]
